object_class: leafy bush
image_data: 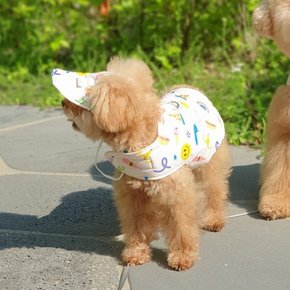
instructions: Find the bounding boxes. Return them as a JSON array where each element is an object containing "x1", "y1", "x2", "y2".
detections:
[
  {"x1": 0, "y1": 0, "x2": 289, "y2": 147},
  {"x1": 0, "y1": 0, "x2": 263, "y2": 71}
]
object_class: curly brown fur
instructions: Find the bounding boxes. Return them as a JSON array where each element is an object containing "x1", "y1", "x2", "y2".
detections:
[
  {"x1": 62, "y1": 57, "x2": 231, "y2": 270},
  {"x1": 259, "y1": 86, "x2": 290, "y2": 219},
  {"x1": 253, "y1": 0, "x2": 290, "y2": 219}
]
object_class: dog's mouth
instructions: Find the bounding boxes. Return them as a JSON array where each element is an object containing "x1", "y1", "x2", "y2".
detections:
[
  {"x1": 72, "y1": 122, "x2": 79, "y2": 131},
  {"x1": 66, "y1": 118, "x2": 80, "y2": 131},
  {"x1": 72, "y1": 121, "x2": 80, "y2": 131},
  {"x1": 62, "y1": 99, "x2": 84, "y2": 132}
]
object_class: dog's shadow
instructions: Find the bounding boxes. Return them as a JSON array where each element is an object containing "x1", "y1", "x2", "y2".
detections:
[
  {"x1": 0, "y1": 184, "x2": 123, "y2": 256},
  {"x1": 229, "y1": 163, "x2": 261, "y2": 216},
  {"x1": 0, "y1": 162, "x2": 262, "y2": 267}
]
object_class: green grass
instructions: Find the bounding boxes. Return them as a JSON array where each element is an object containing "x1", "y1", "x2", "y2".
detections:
[{"x1": 0, "y1": 68, "x2": 62, "y2": 107}]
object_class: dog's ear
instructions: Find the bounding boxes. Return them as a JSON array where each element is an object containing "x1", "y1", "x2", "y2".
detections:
[
  {"x1": 106, "y1": 57, "x2": 154, "y2": 92},
  {"x1": 89, "y1": 74, "x2": 138, "y2": 133},
  {"x1": 253, "y1": 0, "x2": 273, "y2": 38}
]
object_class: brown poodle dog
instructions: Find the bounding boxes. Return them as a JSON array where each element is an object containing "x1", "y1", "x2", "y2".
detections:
[
  {"x1": 253, "y1": 0, "x2": 290, "y2": 219},
  {"x1": 60, "y1": 57, "x2": 231, "y2": 270}
]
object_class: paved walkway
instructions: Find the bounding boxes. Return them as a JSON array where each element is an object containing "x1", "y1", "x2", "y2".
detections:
[{"x1": 0, "y1": 106, "x2": 289, "y2": 290}]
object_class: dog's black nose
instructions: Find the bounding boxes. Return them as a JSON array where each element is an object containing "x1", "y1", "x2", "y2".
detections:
[{"x1": 61, "y1": 99, "x2": 65, "y2": 107}]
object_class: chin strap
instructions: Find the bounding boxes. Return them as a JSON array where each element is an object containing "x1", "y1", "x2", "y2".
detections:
[{"x1": 94, "y1": 140, "x2": 124, "y2": 181}]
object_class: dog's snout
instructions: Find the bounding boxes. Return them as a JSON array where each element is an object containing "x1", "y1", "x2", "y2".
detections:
[{"x1": 61, "y1": 99, "x2": 65, "y2": 107}]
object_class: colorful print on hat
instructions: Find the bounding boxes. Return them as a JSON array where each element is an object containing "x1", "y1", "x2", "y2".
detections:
[{"x1": 51, "y1": 68, "x2": 108, "y2": 110}]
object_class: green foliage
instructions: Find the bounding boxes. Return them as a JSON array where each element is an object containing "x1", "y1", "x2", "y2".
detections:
[
  {"x1": 0, "y1": 0, "x2": 289, "y2": 147},
  {"x1": 0, "y1": 0, "x2": 260, "y2": 71}
]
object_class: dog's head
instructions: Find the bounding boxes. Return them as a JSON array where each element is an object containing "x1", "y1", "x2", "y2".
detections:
[
  {"x1": 62, "y1": 57, "x2": 160, "y2": 149},
  {"x1": 253, "y1": 0, "x2": 290, "y2": 58}
]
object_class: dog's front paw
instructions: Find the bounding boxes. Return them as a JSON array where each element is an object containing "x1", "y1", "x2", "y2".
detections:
[
  {"x1": 201, "y1": 212, "x2": 226, "y2": 232},
  {"x1": 202, "y1": 220, "x2": 225, "y2": 232},
  {"x1": 259, "y1": 196, "x2": 290, "y2": 220},
  {"x1": 167, "y1": 251, "x2": 197, "y2": 271},
  {"x1": 122, "y1": 244, "x2": 151, "y2": 266}
]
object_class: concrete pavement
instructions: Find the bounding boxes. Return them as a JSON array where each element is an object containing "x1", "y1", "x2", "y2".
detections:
[{"x1": 0, "y1": 106, "x2": 289, "y2": 290}]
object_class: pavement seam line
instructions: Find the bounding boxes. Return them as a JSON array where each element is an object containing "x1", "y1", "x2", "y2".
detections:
[
  {"x1": 8, "y1": 171, "x2": 92, "y2": 177},
  {"x1": 0, "y1": 156, "x2": 18, "y2": 175},
  {"x1": 0, "y1": 116, "x2": 63, "y2": 133},
  {"x1": 0, "y1": 228, "x2": 114, "y2": 242},
  {"x1": 0, "y1": 156, "x2": 93, "y2": 177}
]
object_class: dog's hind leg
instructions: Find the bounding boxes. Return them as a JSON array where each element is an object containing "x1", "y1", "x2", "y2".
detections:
[
  {"x1": 259, "y1": 87, "x2": 290, "y2": 219},
  {"x1": 195, "y1": 139, "x2": 232, "y2": 232},
  {"x1": 259, "y1": 140, "x2": 290, "y2": 219}
]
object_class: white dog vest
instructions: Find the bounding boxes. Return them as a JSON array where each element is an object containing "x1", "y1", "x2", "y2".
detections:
[{"x1": 105, "y1": 88, "x2": 225, "y2": 180}]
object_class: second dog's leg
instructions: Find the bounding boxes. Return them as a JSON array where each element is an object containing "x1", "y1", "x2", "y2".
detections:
[
  {"x1": 195, "y1": 140, "x2": 231, "y2": 232},
  {"x1": 259, "y1": 86, "x2": 290, "y2": 219},
  {"x1": 260, "y1": 141, "x2": 290, "y2": 219}
]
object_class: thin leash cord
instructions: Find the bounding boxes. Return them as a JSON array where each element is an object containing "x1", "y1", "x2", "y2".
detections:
[
  {"x1": 95, "y1": 142, "x2": 127, "y2": 289},
  {"x1": 227, "y1": 210, "x2": 259, "y2": 219},
  {"x1": 94, "y1": 140, "x2": 124, "y2": 181},
  {"x1": 117, "y1": 266, "x2": 130, "y2": 290}
]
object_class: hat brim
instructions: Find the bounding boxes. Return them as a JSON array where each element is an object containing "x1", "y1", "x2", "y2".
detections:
[{"x1": 52, "y1": 69, "x2": 108, "y2": 110}]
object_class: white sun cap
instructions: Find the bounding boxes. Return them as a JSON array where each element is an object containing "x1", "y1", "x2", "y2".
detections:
[{"x1": 52, "y1": 68, "x2": 108, "y2": 110}]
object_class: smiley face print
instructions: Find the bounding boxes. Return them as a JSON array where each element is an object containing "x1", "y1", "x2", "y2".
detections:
[{"x1": 181, "y1": 143, "x2": 191, "y2": 160}]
